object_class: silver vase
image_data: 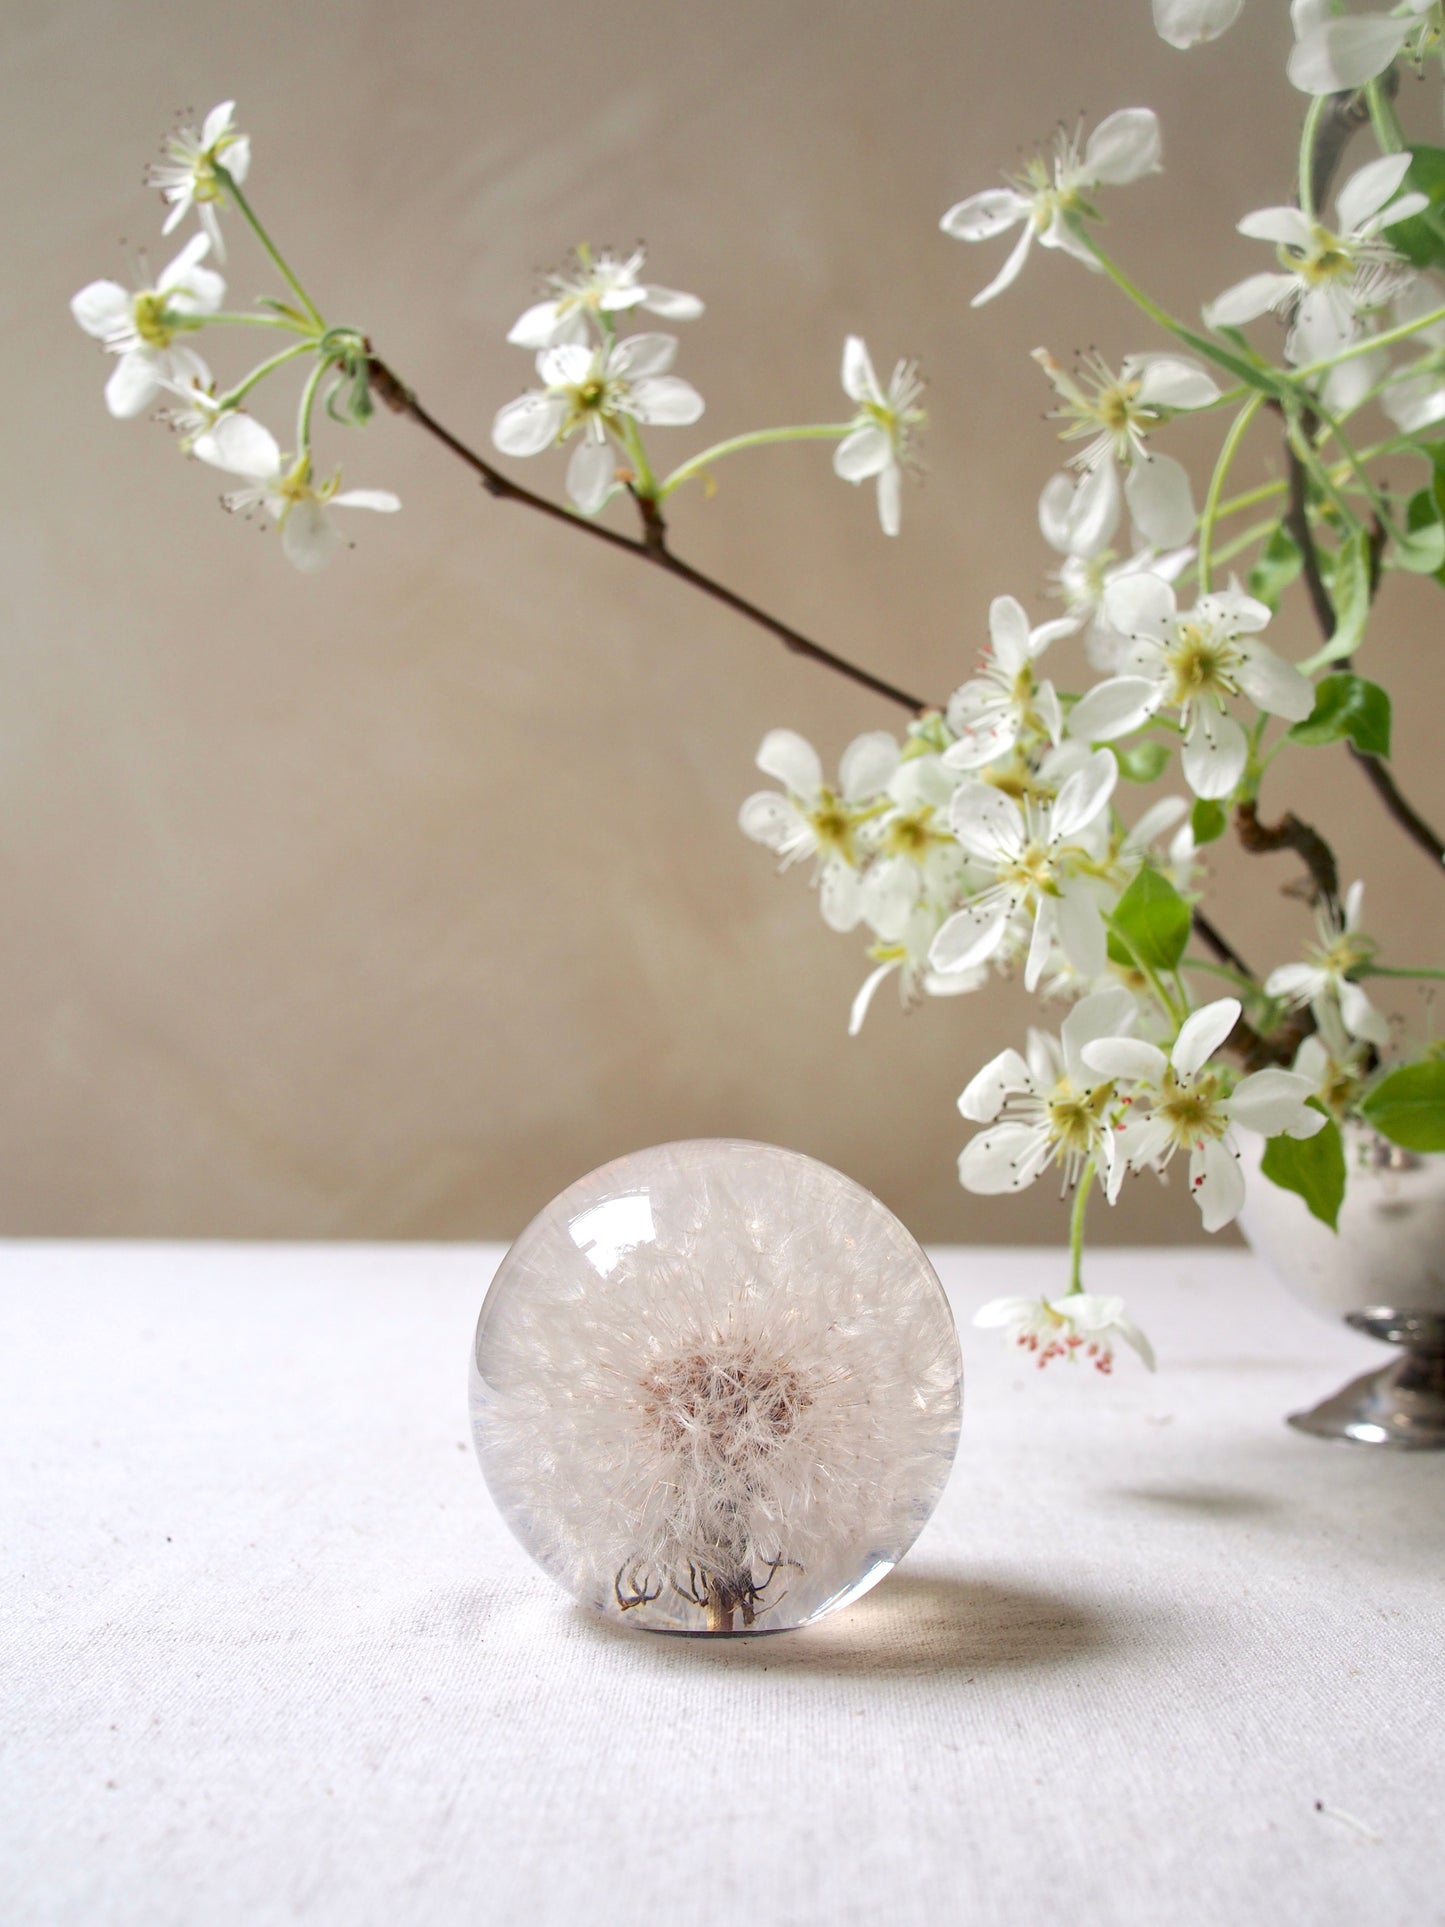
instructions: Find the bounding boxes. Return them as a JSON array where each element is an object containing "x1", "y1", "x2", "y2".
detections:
[{"x1": 1237, "y1": 1128, "x2": 1445, "y2": 1449}]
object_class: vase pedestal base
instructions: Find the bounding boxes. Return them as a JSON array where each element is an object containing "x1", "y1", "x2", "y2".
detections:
[{"x1": 1289, "y1": 1311, "x2": 1445, "y2": 1450}]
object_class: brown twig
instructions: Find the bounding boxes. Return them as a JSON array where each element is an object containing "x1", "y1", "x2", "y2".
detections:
[
  {"x1": 1235, "y1": 797, "x2": 1340, "y2": 915},
  {"x1": 366, "y1": 353, "x2": 930, "y2": 716}
]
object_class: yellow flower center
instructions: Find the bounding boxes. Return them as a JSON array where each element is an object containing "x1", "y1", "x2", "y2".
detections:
[
  {"x1": 809, "y1": 792, "x2": 857, "y2": 864},
  {"x1": 1165, "y1": 622, "x2": 1239, "y2": 707},
  {"x1": 131, "y1": 291, "x2": 176, "y2": 349},
  {"x1": 1157, "y1": 1070, "x2": 1228, "y2": 1145}
]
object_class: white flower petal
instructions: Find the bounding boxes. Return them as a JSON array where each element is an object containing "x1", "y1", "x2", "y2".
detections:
[
  {"x1": 987, "y1": 595, "x2": 1033, "y2": 675},
  {"x1": 1039, "y1": 471, "x2": 1079, "y2": 554},
  {"x1": 839, "y1": 731, "x2": 900, "y2": 803},
  {"x1": 1102, "y1": 569, "x2": 1176, "y2": 643},
  {"x1": 939, "y1": 189, "x2": 1030, "y2": 241},
  {"x1": 959, "y1": 1048, "x2": 1035, "y2": 1123},
  {"x1": 972, "y1": 1295, "x2": 1038, "y2": 1330},
  {"x1": 492, "y1": 390, "x2": 569, "y2": 457},
  {"x1": 959, "y1": 1124, "x2": 1049, "y2": 1194},
  {"x1": 1082, "y1": 1036, "x2": 1170, "y2": 1084},
  {"x1": 507, "y1": 300, "x2": 564, "y2": 350},
  {"x1": 103, "y1": 352, "x2": 161, "y2": 419},
  {"x1": 1051, "y1": 748, "x2": 1119, "y2": 840},
  {"x1": 738, "y1": 790, "x2": 806, "y2": 851},
  {"x1": 640, "y1": 285, "x2": 704, "y2": 321},
  {"x1": 1152, "y1": 0, "x2": 1242, "y2": 48},
  {"x1": 948, "y1": 783, "x2": 1024, "y2": 862},
  {"x1": 819, "y1": 861, "x2": 863, "y2": 934},
  {"x1": 609, "y1": 333, "x2": 677, "y2": 381},
  {"x1": 1060, "y1": 986, "x2": 1140, "y2": 1084},
  {"x1": 1288, "y1": 17, "x2": 1410, "y2": 95},
  {"x1": 1192, "y1": 1137, "x2": 1246, "y2": 1233},
  {"x1": 1129, "y1": 354, "x2": 1223, "y2": 410},
  {"x1": 875, "y1": 465, "x2": 902, "y2": 537},
  {"x1": 1125, "y1": 453, "x2": 1196, "y2": 549},
  {"x1": 1181, "y1": 705, "x2": 1247, "y2": 799},
  {"x1": 566, "y1": 436, "x2": 616, "y2": 513},
  {"x1": 1083, "y1": 108, "x2": 1162, "y2": 187},
  {"x1": 1336, "y1": 151, "x2": 1416, "y2": 235},
  {"x1": 969, "y1": 223, "x2": 1034, "y2": 308},
  {"x1": 70, "y1": 279, "x2": 131, "y2": 339},
  {"x1": 848, "y1": 960, "x2": 899, "y2": 1037},
  {"x1": 1173, "y1": 997, "x2": 1241, "y2": 1078},
  {"x1": 1237, "y1": 205, "x2": 1315, "y2": 250},
  {"x1": 1055, "y1": 881, "x2": 1108, "y2": 982},
  {"x1": 840, "y1": 335, "x2": 879, "y2": 405},
  {"x1": 1204, "y1": 272, "x2": 1298, "y2": 331},
  {"x1": 1234, "y1": 642, "x2": 1314, "y2": 722},
  {"x1": 756, "y1": 729, "x2": 822, "y2": 800},
  {"x1": 331, "y1": 489, "x2": 401, "y2": 513},
  {"x1": 193, "y1": 412, "x2": 281, "y2": 479},
  {"x1": 833, "y1": 424, "x2": 891, "y2": 483},
  {"x1": 1338, "y1": 979, "x2": 1391, "y2": 1047},
  {"x1": 929, "y1": 900, "x2": 1013, "y2": 975},
  {"x1": 1230, "y1": 1068, "x2": 1326, "y2": 1136},
  {"x1": 1264, "y1": 961, "x2": 1321, "y2": 1001},
  {"x1": 1063, "y1": 459, "x2": 1123, "y2": 560},
  {"x1": 280, "y1": 498, "x2": 341, "y2": 573},
  {"x1": 628, "y1": 375, "x2": 704, "y2": 426}
]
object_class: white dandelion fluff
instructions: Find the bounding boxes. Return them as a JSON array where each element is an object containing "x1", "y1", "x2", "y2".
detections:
[{"x1": 469, "y1": 1139, "x2": 962, "y2": 1634}]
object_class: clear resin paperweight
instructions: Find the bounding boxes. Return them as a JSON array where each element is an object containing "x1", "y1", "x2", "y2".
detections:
[{"x1": 470, "y1": 1139, "x2": 962, "y2": 1635}]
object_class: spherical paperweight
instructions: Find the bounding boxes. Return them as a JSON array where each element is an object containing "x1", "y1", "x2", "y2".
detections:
[{"x1": 469, "y1": 1138, "x2": 962, "y2": 1635}]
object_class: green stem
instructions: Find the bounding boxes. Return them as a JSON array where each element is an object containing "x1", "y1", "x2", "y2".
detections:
[
  {"x1": 1291, "y1": 305, "x2": 1445, "y2": 384},
  {"x1": 1285, "y1": 410, "x2": 1364, "y2": 534},
  {"x1": 1365, "y1": 76, "x2": 1407, "y2": 155},
  {"x1": 214, "y1": 163, "x2": 325, "y2": 329},
  {"x1": 1183, "y1": 955, "x2": 1259, "y2": 990},
  {"x1": 617, "y1": 416, "x2": 659, "y2": 499},
  {"x1": 206, "y1": 311, "x2": 314, "y2": 333},
  {"x1": 1298, "y1": 93, "x2": 1330, "y2": 220},
  {"x1": 1076, "y1": 231, "x2": 1282, "y2": 394},
  {"x1": 296, "y1": 354, "x2": 331, "y2": 454},
  {"x1": 659, "y1": 423, "x2": 853, "y2": 499},
  {"x1": 1197, "y1": 392, "x2": 1266, "y2": 595},
  {"x1": 217, "y1": 340, "x2": 315, "y2": 409},
  {"x1": 1357, "y1": 963, "x2": 1445, "y2": 980},
  {"x1": 1067, "y1": 1161, "x2": 1096, "y2": 1296}
]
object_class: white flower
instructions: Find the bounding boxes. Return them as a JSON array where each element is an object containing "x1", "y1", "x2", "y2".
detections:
[
  {"x1": 928, "y1": 749, "x2": 1119, "y2": 991},
  {"x1": 1205, "y1": 152, "x2": 1425, "y2": 365},
  {"x1": 1264, "y1": 880, "x2": 1390, "y2": 1046},
  {"x1": 506, "y1": 246, "x2": 703, "y2": 350},
  {"x1": 974, "y1": 1292, "x2": 1155, "y2": 1373},
  {"x1": 833, "y1": 337, "x2": 925, "y2": 537},
  {"x1": 70, "y1": 234, "x2": 224, "y2": 419},
  {"x1": 492, "y1": 334, "x2": 704, "y2": 513},
  {"x1": 1153, "y1": 0, "x2": 1244, "y2": 47},
  {"x1": 1288, "y1": 0, "x2": 1439, "y2": 94},
  {"x1": 1083, "y1": 997, "x2": 1327, "y2": 1232},
  {"x1": 848, "y1": 905, "x2": 986, "y2": 1036},
  {"x1": 1380, "y1": 277, "x2": 1445, "y2": 432},
  {"x1": 1039, "y1": 467, "x2": 1194, "y2": 672},
  {"x1": 739, "y1": 728, "x2": 899, "y2": 933},
  {"x1": 942, "y1": 595, "x2": 1073, "y2": 772},
  {"x1": 957, "y1": 986, "x2": 1140, "y2": 1198},
  {"x1": 154, "y1": 372, "x2": 227, "y2": 452},
  {"x1": 1067, "y1": 574, "x2": 1313, "y2": 800},
  {"x1": 146, "y1": 101, "x2": 251, "y2": 261},
  {"x1": 194, "y1": 414, "x2": 400, "y2": 571},
  {"x1": 1032, "y1": 349, "x2": 1219, "y2": 550},
  {"x1": 1292, "y1": 1004, "x2": 1371, "y2": 1119},
  {"x1": 939, "y1": 109, "x2": 1162, "y2": 307}
]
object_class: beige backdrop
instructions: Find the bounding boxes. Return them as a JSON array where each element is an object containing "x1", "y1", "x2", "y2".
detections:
[{"x1": 5, "y1": 0, "x2": 1444, "y2": 1243}]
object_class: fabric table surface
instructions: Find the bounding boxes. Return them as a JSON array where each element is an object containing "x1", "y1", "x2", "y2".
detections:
[{"x1": 1, "y1": 1239, "x2": 1440, "y2": 1927}]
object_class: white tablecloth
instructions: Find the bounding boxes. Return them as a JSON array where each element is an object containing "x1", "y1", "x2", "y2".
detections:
[{"x1": 1, "y1": 1241, "x2": 1440, "y2": 1926}]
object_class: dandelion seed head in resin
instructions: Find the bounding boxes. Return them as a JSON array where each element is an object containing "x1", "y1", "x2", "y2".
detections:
[{"x1": 469, "y1": 1139, "x2": 962, "y2": 1634}]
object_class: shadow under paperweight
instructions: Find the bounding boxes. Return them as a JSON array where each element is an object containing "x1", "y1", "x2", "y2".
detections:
[{"x1": 469, "y1": 1139, "x2": 962, "y2": 1634}]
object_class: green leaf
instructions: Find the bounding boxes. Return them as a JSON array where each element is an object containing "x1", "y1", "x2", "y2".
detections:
[
  {"x1": 1190, "y1": 797, "x2": 1227, "y2": 846},
  {"x1": 1113, "y1": 741, "x2": 1170, "y2": 784},
  {"x1": 1245, "y1": 523, "x2": 1302, "y2": 613},
  {"x1": 1300, "y1": 527, "x2": 1371, "y2": 674},
  {"x1": 1108, "y1": 864, "x2": 1192, "y2": 975},
  {"x1": 1361, "y1": 1058, "x2": 1445, "y2": 1153},
  {"x1": 1385, "y1": 147, "x2": 1445, "y2": 271},
  {"x1": 1259, "y1": 1110, "x2": 1346, "y2": 1231},
  {"x1": 1287, "y1": 674, "x2": 1392, "y2": 758}
]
